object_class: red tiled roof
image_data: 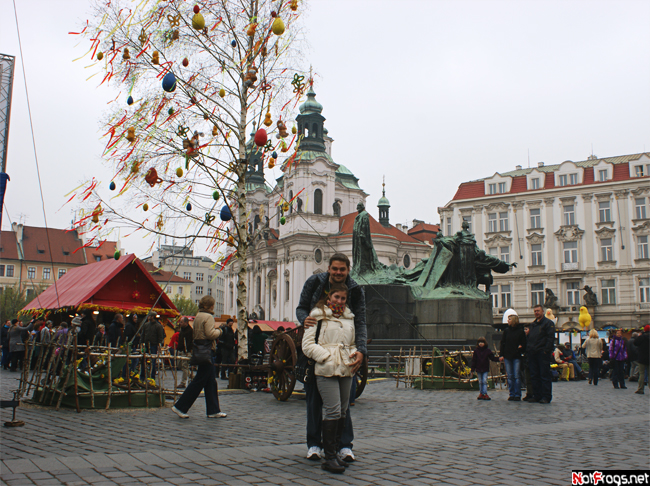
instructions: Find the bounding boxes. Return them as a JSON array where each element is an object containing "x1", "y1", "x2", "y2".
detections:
[
  {"x1": 84, "y1": 241, "x2": 118, "y2": 263},
  {"x1": 19, "y1": 226, "x2": 86, "y2": 264},
  {"x1": 336, "y1": 212, "x2": 428, "y2": 245},
  {"x1": 613, "y1": 163, "x2": 631, "y2": 181},
  {"x1": 583, "y1": 167, "x2": 595, "y2": 184},
  {"x1": 509, "y1": 176, "x2": 528, "y2": 194},
  {"x1": 21, "y1": 254, "x2": 179, "y2": 316},
  {"x1": 452, "y1": 181, "x2": 484, "y2": 200},
  {"x1": 0, "y1": 231, "x2": 19, "y2": 259},
  {"x1": 408, "y1": 223, "x2": 440, "y2": 243},
  {"x1": 544, "y1": 172, "x2": 555, "y2": 189},
  {"x1": 140, "y1": 261, "x2": 193, "y2": 284}
]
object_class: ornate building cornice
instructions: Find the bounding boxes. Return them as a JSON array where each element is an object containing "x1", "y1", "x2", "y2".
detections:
[
  {"x1": 484, "y1": 202, "x2": 510, "y2": 212},
  {"x1": 484, "y1": 234, "x2": 513, "y2": 246},
  {"x1": 526, "y1": 232, "x2": 545, "y2": 245},
  {"x1": 595, "y1": 226, "x2": 616, "y2": 238},
  {"x1": 554, "y1": 225, "x2": 585, "y2": 242},
  {"x1": 631, "y1": 220, "x2": 650, "y2": 235}
]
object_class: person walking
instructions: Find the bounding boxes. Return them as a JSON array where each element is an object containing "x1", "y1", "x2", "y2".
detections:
[
  {"x1": 141, "y1": 312, "x2": 165, "y2": 380},
  {"x1": 9, "y1": 319, "x2": 34, "y2": 371},
  {"x1": 499, "y1": 313, "x2": 526, "y2": 401},
  {"x1": 634, "y1": 325, "x2": 649, "y2": 394},
  {"x1": 176, "y1": 317, "x2": 193, "y2": 388},
  {"x1": 1, "y1": 320, "x2": 11, "y2": 370},
  {"x1": 302, "y1": 282, "x2": 357, "y2": 474},
  {"x1": 526, "y1": 305, "x2": 555, "y2": 404},
  {"x1": 609, "y1": 329, "x2": 628, "y2": 389},
  {"x1": 172, "y1": 296, "x2": 227, "y2": 419},
  {"x1": 582, "y1": 329, "x2": 603, "y2": 385},
  {"x1": 296, "y1": 253, "x2": 367, "y2": 464},
  {"x1": 217, "y1": 320, "x2": 236, "y2": 380},
  {"x1": 471, "y1": 337, "x2": 499, "y2": 400}
]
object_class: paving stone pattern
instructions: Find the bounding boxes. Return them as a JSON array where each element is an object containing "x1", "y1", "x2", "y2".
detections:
[{"x1": 1, "y1": 369, "x2": 648, "y2": 485}]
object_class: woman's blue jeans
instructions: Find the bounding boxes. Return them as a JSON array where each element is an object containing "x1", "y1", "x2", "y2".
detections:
[
  {"x1": 477, "y1": 371, "x2": 489, "y2": 395},
  {"x1": 504, "y1": 358, "x2": 521, "y2": 398}
]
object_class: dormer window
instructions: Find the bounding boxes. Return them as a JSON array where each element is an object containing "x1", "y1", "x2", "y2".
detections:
[
  {"x1": 570, "y1": 174, "x2": 578, "y2": 185},
  {"x1": 531, "y1": 178, "x2": 540, "y2": 189},
  {"x1": 598, "y1": 169, "x2": 608, "y2": 182},
  {"x1": 489, "y1": 183, "x2": 497, "y2": 195},
  {"x1": 635, "y1": 164, "x2": 649, "y2": 177},
  {"x1": 498, "y1": 182, "x2": 506, "y2": 193}
]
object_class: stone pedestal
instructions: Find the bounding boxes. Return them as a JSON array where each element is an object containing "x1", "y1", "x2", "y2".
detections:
[{"x1": 362, "y1": 284, "x2": 497, "y2": 346}]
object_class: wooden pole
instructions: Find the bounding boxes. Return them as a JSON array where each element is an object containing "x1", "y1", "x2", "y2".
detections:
[
  {"x1": 39, "y1": 337, "x2": 59, "y2": 403},
  {"x1": 158, "y1": 349, "x2": 164, "y2": 407},
  {"x1": 420, "y1": 346, "x2": 423, "y2": 390},
  {"x1": 73, "y1": 335, "x2": 81, "y2": 413},
  {"x1": 126, "y1": 343, "x2": 132, "y2": 407},
  {"x1": 55, "y1": 343, "x2": 74, "y2": 410},
  {"x1": 144, "y1": 347, "x2": 149, "y2": 408},
  {"x1": 442, "y1": 349, "x2": 447, "y2": 388},
  {"x1": 396, "y1": 347, "x2": 402, "y2": 388},
  {"x1": 105, "y1": 347, "x2": 112, "y2": 410}
]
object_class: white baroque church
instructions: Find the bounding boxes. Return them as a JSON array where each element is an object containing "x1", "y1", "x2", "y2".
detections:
[{"x1": 223, "y1": 87, "x2": 437, "y2": 322}]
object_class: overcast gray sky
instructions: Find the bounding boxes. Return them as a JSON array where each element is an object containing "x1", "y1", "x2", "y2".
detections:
[{"x1": 2, "y1": 0, "x2": 649, "y2": 258}]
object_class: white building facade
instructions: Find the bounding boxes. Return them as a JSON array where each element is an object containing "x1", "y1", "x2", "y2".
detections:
[{"x1": 440, "y1": 153, "x2": 650, "y2": 329}]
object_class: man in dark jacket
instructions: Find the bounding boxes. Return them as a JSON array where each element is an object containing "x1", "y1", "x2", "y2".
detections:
[
  {"x1": 296, "y1": 253, "x2": 367, "y2": 463},
  {"x1": 217, "y1": 320, "x2": 236, "y2": 380},
  {"x1": 78, "y1": 309, "x2": 96, "y2": 346},
  {"x1": 1, "y1": 320, "x2": 11, "y2": 370},
  {"x1": 106, "y1": 314, "x2": 124, "y2": 348},
  {"x1": 141, "y1": 312, "x2": 165, "y2": 380},
  {"x1": 634, "y1": 325, "x2": 649, "y2": 394},
  {"x1": 525, "y1": 305, "x2": 555, "y2": 404},
  {"x1": 177, "y1": 317, "x2": 194, "y2": 387}
]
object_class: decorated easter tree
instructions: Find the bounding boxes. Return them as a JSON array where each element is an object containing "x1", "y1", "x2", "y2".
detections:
[{"x1": 72, "y1": 0, "x2": 306, "y2": 360}]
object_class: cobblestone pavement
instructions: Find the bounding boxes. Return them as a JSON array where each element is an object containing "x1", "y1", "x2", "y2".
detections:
[{"x1": 1, "y1": 368, "x2": 648, "y2": 485}]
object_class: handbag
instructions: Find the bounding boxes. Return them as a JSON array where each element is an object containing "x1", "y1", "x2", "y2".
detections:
[
  {"x1": 296, "y1": 320, "x2": 323, "y2": 384},
  {"x1": 190, "y1": 339, "x2": 212, "y2": 366}
]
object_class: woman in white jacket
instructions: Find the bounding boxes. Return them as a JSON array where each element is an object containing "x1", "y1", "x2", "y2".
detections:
[{"x1": 302, "y1": 282, "x2": 357, "y2": 474}]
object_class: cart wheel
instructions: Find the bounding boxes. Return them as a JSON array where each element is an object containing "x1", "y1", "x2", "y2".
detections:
[
  {"x1": 268, "y1": 333, "x2": 297, "y2": 401},
  {"x1": 354, "y1": 354, "x2": 369, "y2": 399}
]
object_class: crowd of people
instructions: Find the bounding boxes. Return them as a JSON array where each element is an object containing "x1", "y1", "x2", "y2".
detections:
[{"x1": 469, "y1": 307, "x2": 649, "y2": 402}]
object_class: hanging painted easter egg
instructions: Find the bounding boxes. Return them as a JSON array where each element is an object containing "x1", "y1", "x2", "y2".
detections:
[
  {"x1": 168, "y1": 107, "x2": 174, "y2": 115},
  {"x1": 97, "y1": 52, "x2": 104, "y2": 61},
  {"x1": 212, "y1": 190, "x2": 220, "y2": 201},
  {"x1": 176, "y1": 168, "x2": 183, "y2": 177},
  {"x1": 114, "y1": 250, "x2": 121, "y2": 260},
  {"x1": 182, "y1": 58, "x2": 189, "y2": 67},
  {"x1": 143, "y1": 203, "x2": 149, "y2": 211},
  {"x1": 186, "y1": 203, "x2": 192, "y2": 211},
  {"x1": 292, "y1": 125, "x2": 297, "y2": 134},
  {"x1": 220, "y1": 205, "x2": 232, "y2": 221},
  {"x1": 254, "y1": 128, "x2": 267, "y2": 147},
  {"x1": 192, "y1": 13, "x2": 205, "y2": 30},
  {"x1": 268, "y1": 160, "x2": 275, "y2": 169},
  {"x1": 282, "y1": 202, "x2": 289, "y2": 212},
  {"x1": 272, "y1": 17, "x2": 285, "y2": 35},
  {"x1": 219, "y1": 88, "x2": 225, "y2": 98},
  {"x1": 127, "y1": 95, "x2": 134, "y2": 105},
  {"x1": 162, "y1": 72, "x2": 177, "y2": 92},
  {"x1": 272, "y1": 151, "x2": 278, "y2": 159},
  {"x1": 231, "y1": 40, "x2": 237, "y2": 47},
  {"x1": 280, "y1": 216, "x2": 286, "y2": 225},
  {"x1": 109, "y1": 181, "x2": 116, "y2": 191},
  {"x1": 193, "y1": 5, "x2": 200, "y2": 14}
]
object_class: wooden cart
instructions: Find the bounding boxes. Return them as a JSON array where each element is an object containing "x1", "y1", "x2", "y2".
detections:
[{"x1": 267, "y1": 326, "x2": 369, "y2": 401}]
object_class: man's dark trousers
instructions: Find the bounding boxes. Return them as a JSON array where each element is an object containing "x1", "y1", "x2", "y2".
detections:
[
  {"x1": 528, "y1": 351, "x2": 553, "y2": 402},
  {"x1": 306, "y1": 377, "x2": 353, "y2": 449}
]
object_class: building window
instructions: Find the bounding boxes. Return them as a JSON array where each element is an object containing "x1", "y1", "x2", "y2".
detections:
[
  {"x1": 530, "y1": 208, "x2": 541, "y2": 229},
  {"x1": 601, "y1": 279, "x2": 616, "y2": 305},
  {"x1": 488, "y1": 213, "x2": 497, "y2": 232},
  {"x1": 498, "y1": 182, "x2": 506, "y2": 193},
  {"x1": 208, "y1": 287, "x2": 213, "y2": 296},
  {"x1": 196, "y1": 273, "x2": 204, "y2": 281},
  {"x1": 638, "y1": 235, "x2": 649, "y2": 259},
  {"x1": 598, "y1": 201, "x2": 611, "y2": 222},
  {"x1": 531, "y1": 244, "x2": 543, "y2": 266},
  {"x1": 0, "y1": 265, "x2": 4, "y2": 277},
  {"x1": 285, "y1": 281, "x2": 290, "y2": 301},
  {"x1": 600, "y1": 238, "x2": 613, "y2": 261},
  {"x1": 635, "y1": 198, "x2": 647, "y2": 220},
  {"x1": 559, "y1": 174, "x2": 568, "y2": 186},
  {"x1": 500, "y1": 285, "x2": 512, "y2": 308},
  {"x1": 634, "y1": 165, "x2": 648, "y2": 177},
  {"x1": 531, "y1": 178, "x2": 540, "y2": 190},
  {"x1": 531, "y1": 283, "x2": 545, "y2": 306},
  {"x1": 289, "y1": 190, "x2": 293, "y2": 214},
  {"x1": 43, "y1": 268, "x2": 51, "y2": 280},
  {"x1": 183, "y1": 272, "x2": 191, "y2": 280},
  {"x1": 563, "y1": 205, "x2": 575, "y2": 226},
  {"x1": 598, "y1": 169, "x2": 608, "y2": 182},
  {"x1": 403, "y1": 254, "x2": 411, "y2": 268},
  {"x1": 256, "y1": 276, "x2": 261, "y2": 305},
  {"x1": 94, "y1": 255, "x2": 102, "y2": 262},
  {"x1": 7, "y1": 265, "x2": 15, "y2": 277},
  {"x1": 27, "y1": 267, "x2": 36, "y2": 279},
  {"x1": 177, "y1": 287, "x2": 183, "y2": 294},
  {"x1": 315, "y1": 249, "x2": 323, "y2": 264},
  {"x1": 492, "y1": 291, "x2": 498, "y2": 308},
  {"x1": 499, "y1": 212, "x2": 509, "y2": 232},
  {"x1": 570, "y1": 174, "x2": 578, "y2": 185},
  {"x1": 446, "y1": 217, "x2": 451, "y2": 236},
  {"x1": 567, "y1": 282, "x2": 581, "y2": 306},
  {"x1": 489, "y1": 183, "x2": 497, "y2": 195},
  {"x1": 462, "y1": 216, "x2": 472, "y2": 233},
  {"x1": 196, "y1": 285, "x2": 203, "y2": 295},
  {"x1": 314, "y1": 189, "x2": 323, "y2": 215},
  {"x1": 333, "y1": 202, "x2": 340, "y2": 217},
  {"x1": 563, "y1": 241, "x2": 578, "y2": 263},
  {"x1": 640, "y1": 278, "x2": 650, "y2": 303},
  {"x1": 500, "y1": 246, "x2": 510, "y2": 264}
]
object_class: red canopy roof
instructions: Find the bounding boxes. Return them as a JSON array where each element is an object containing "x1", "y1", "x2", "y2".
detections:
[{"x1": 21, "y1": 254, "x2": 179, "y2": 317}]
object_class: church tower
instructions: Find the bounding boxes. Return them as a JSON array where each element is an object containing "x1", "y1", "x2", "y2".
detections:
[
  {"x1": 296, "y1": 85, "x2": 326, "y2": 153},
  {"x1": 245, "y1": 124, "x2": 265, "y2": 188},
  {"x1": 378, "y1": 178, "x2": 390, "y2": 227}
]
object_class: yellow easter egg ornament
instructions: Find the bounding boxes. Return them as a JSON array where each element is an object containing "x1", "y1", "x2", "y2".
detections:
[
  {"x1": 219, "y1": 88, "x2": 225, "y2": 98},
  {"x1": 271, "y1": 17, "x2": 285, "y2": 36},
  {"x1": 143, "y1": 203, "x2": 149, "y2": 211},
  {"x1": 291, "y1": 125, "x2": 297, "y2": 134},
  {"x1": 97, "y1": 52, "x2": 104, "y2": 61},
  {"x1": 192, "y1": 13, "x2": 205, "y2": 30},
  {"x1": 176, "y1": 168, "x2": 183, "y2": 177}
]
